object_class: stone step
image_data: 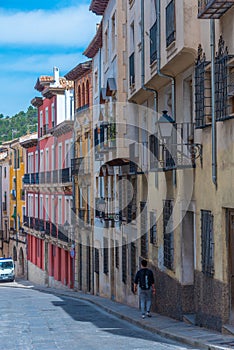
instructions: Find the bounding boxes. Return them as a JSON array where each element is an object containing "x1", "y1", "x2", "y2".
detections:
[
  {"x1": 183, "y1": 313, "x2": 196, "y2": 325},
  {"x1": 222, "y1": 324, "x2": 234, "y2": 336}
]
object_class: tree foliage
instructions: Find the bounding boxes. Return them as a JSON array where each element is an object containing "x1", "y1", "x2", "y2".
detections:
[{"x1": 0, "y1": 106, "x2": 38, "y2": 144}]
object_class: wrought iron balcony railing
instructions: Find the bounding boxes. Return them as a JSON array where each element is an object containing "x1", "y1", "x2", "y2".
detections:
[
  {"x1": 58, "y1": 224, "x2": 69, "y2": 243},
  {"x1": 198, "y1": 0, "x2": 234, "y2": 19},
  {"x1": 149, "y1": 122, "x2": 202, "y2": 171}
]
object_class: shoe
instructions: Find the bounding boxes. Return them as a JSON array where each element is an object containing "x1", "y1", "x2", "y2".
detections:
[
  {"x1": 142, "y1": 314, "x2": 145, "y2": 319},
  {"x1": 146, "y1": 312, "x2": 152, "y2": 317}
]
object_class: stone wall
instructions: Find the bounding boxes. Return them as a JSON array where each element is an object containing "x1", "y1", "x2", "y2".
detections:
[
  {"x1": 194, "y1": 270, "x2": 229, "y2": 331},
  {"x1": 150, "y1": 266, "x2": 195, "y2": 320}
]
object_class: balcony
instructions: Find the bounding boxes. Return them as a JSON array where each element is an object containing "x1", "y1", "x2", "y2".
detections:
[
  {"x1": 198, "y1": 0, "x2": 234, "y2": 19},
  {"x1": 76, "y1": 104, "x2": 89, "y2": 115},
  {"x1": 23, "y1": 215, "x2": 29, "y2": 227},
  {"x1": 150, "y1": 122, "x2": 202, "y2": 171},
  {"x1": 61, "y1": 168, "x2": 71, "y2": 183},
  {"x1": 58, "y1": 225, "x2": 69, "y2": 243},
  {"x1": 45, "y1": 221, "x2": 50, "y2": 236},
  {"x1": 94, "y1": 123, "x2": 116, "y2": 154},
  {"x1": 71, "y1": 157, "x2": 91, "y2": 176},
  {"x1": 51, "y1": 223, "x2": 57, "y2": 238},
  {"x1": 35, "y1": 218, "x2": 40, "y2": 231}
]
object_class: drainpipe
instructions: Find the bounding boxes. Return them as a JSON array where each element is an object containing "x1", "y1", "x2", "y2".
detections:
[
  {"x1": 210, "y1": 19, "x2": 217, "y2": 188},
  {"x1": 156, "y1": 0, "x2": 176, "y2": 185}
]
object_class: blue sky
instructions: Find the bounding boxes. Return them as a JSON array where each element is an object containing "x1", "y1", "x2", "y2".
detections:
[{"x1": 0, "y1": 1, "x2": 99, "y2": 116}]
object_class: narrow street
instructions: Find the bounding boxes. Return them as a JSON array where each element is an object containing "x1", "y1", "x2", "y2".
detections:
[{"x1": 0, "y1": 282, "x2": 201, "y2": 350}]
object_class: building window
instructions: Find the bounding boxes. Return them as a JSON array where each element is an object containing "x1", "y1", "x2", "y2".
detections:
[
  {"x1": 4, "y1": 167, "x2": 6, "y2": 178},
  {"x1": 115, "y1": 241, "x2": 119, "y2": 269},
  {"x1": 150, "y1": 211, "x2": 157, "y2": 244},
  {"x1": 201, "y1": 210, "x2": 214, "y2": 277},
  {"x1": 51, "y1": 103, "x2": 55, "y2": 127},
  {"x1": 104, "y1": 28, "x2": 109, "y2": 63},
  {"x1": 140, "y1": 202, "x2": 148, "y2": 258},
  {"x1": 111, "y1": 12, "x2": 116, "y2": 53},
  {"x1": 122, "y1": 237, "x2": 127, "y2": 284},
  {"x1": 166, "y1": 0, "x2": 175, "y2": 47},
  {"x1": 130, "y1": 242, "x2": 136, "y2": 292},
  {"x1": 95, "y1": 248, "x2": 99, "y2": 274},
  {"x1": 195, "y1": 45, "x2": 211, "y2": 128},
  {"x1": 163, "y1": 199, "x2": 174, "y2": 270},
  {"x1": 150, "y1": 21, "x2": 157, "y2": 64},
  {"x1": 103, "y1": 237, "x2": 108, "y2": 274}
]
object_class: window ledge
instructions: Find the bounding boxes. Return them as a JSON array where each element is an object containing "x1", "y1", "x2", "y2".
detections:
[{"x1": 166, "y1": 41, "x2": 177, "y2": 60}]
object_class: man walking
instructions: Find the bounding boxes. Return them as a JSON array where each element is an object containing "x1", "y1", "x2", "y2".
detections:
[{"x1": 134, "y1": 259, "x2": 156, "y2": 319}]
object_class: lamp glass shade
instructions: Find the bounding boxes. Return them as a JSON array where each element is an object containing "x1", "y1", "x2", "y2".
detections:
[{"x1": 158, "y1": 111, "x2": 175, "y2": 138}]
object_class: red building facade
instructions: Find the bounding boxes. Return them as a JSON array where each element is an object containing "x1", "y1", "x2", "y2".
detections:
[{"x1": 23, "y1": 68, "x2": 75, "y2": 288}]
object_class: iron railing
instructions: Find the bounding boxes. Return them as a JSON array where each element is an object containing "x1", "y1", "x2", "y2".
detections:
[{"x1": 198, "y1": 0, "x2": 234, "y2": 19}]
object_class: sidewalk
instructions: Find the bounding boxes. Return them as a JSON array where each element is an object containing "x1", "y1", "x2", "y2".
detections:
[{"x1": 11, "y1": 279, "x2": 234, "y2": 350}]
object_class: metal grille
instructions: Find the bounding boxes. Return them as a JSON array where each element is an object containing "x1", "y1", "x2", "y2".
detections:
[
  {"x1": 215, "y1": 36, "x2": 234, "y2": 120},
  {"x1": 122, "y1": 238, "x2": 127, "y2": 284},
  {"x1": 201, "y1": 210, "x2": 214, "y2": 277},
  {"x1": 131, "y1": 242, "x2": 136, "y2": 293},
  {"x1": 115, "y1": 241, "x2": 119, "y2": 269},
  {"x1": 94, "y1": 248, "x2": 99, "y2": 274},
  {"x1": 163, "y1": 200, "x2": 174, "y2": 270},
  {"x1": 149, "y1": 134, "x2": 159, "y2": 170},
  {"x1": 140, "y1": 202, "x2": 148, "y2": 259},
  {"x1": 195, "y1": 45, "x2": 211, "y2": 128},
  {"x1": 166, "y1": 0, "x2": 175, "y2": 47},
  {"x1": 103, "y1": 237, "x2": 108, "y2": 274},
  {"x1": 150, "y1": 211, "x2": 157, "y2": 245}
]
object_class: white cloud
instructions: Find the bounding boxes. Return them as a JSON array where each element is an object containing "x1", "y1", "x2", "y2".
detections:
[
  {"x1": 0, "y1": 5, "x2": 100, "y2": 47},
  {"x1": 0, "y1": 52, "x2": 87, "y2": 74}
]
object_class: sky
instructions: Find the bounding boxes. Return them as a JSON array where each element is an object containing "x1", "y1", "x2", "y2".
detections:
[{"x1": 0, "y1": 0, "x2": 100, "y2": 116}]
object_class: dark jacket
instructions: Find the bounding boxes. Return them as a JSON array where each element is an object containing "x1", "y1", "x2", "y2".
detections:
[{"x1": 134, "y1": 268, "x2": 154, "y2": 290}]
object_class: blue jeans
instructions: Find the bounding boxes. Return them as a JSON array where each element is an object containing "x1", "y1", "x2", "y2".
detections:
[{"x1": 139, "y1": 287, "x2": 152, "y2": 314}]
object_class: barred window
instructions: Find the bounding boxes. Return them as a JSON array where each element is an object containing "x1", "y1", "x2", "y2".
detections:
[
  {"x1": 140, "y1": 202, "x2": 148, "y2": 258},
  {"x1": 163, "y1": 200, "x2": 174, "y2": 270},
  {"x1": 195, "y1": 45, "x2": 211, "y2": 128},
  {"x1": 115, "y1": 241, "x2": 119, "y2": 269},
  {"x1": 122, "y1": 238, "x2": 127, "y2": 284},
  {"x1": 130, "y1": 242, "x2": 136, "y2": 293},
  {"x1": 103, "y1": 238, "x2": 109, "y2": 274},
  {"x1": 150, "y1": 211, "x2": 157, "y2": 245},
  {"x1": 94, "y1": 248, "x2": 99, "y2": 274},
  {"x1": 201, "y1": 210, "x2": 214, "y2": 277}
]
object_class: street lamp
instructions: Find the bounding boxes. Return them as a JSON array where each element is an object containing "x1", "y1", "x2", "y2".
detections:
[{"x1": 157, "y1": 110, "x2": 175, "y2": 139}]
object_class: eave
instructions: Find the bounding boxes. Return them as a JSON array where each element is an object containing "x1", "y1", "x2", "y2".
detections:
[
  {"x1": 83, "y1": 22, "x2": 102, "y2": 58},
  {"x1": 31, "y1": 97, "x2": 43, "y2": 108},
  {"x1": 50, "y1": 120, "x2": 74, "y2": 138},
  {"x1": 89, "y1": 0, "x2": 109, "y2": 15},
  {"x1": 65, "y1": 61, "x2": 92, "y2": 81}
]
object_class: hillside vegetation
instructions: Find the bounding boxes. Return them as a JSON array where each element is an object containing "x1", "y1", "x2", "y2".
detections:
[{"x1": 0, "y1": 106, "x2": 38, "y2": 144}]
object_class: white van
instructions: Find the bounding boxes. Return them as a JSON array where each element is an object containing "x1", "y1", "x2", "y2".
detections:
[{"x1": 0, "y1": 257, "x2": 15, "y2": 282}]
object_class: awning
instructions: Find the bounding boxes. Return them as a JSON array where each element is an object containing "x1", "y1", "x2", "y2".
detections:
[
  {"x1": 106, "y1": 78, "x2": 117, "y2": 96},
  {"x1": 99, "y1": 158, "x2": 130, "y2": 177}
]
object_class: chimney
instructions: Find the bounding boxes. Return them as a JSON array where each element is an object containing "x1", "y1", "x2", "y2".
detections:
[{"x1": 53, "y1": 67, "x2": 60, "y2": 86}]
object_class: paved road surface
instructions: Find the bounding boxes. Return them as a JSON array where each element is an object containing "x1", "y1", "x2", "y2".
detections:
[{"x1": 0, "y1": 282, "x2": 202, "y2": 350}]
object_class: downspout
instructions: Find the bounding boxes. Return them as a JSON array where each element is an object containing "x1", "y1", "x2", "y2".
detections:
[
  {"x1": 141, "y1": 0, "x2": 158, "y2": 187},
  {"x1": 156, "y1": 0, "x2": 176, "y2": 185},
  {"x1": 210, "y1": 19, "x2": 217, "y2": 188}
]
